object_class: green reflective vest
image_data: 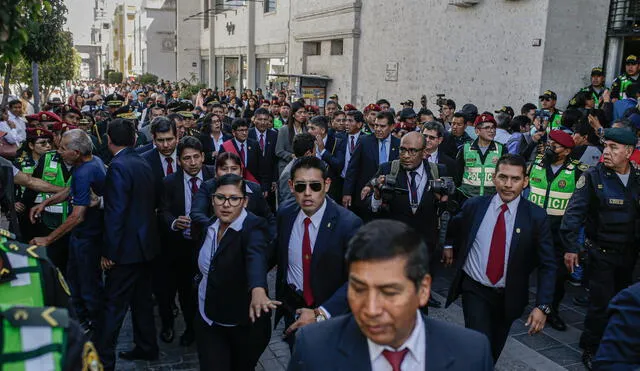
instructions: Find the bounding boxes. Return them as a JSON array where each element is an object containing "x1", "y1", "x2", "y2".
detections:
[
  {"x1": 547, "y1": 110, "x2": 563, "y2": 132},
  {"x1": 16, "y1": 157, "x2": 44, "y2": 203},
  {"x1": 273, "y1": 117, "x2": 284, "y2": 129},
  {"x1": 527, "y1": 161, "x2": 576, "y2": 216},
  {"x1": 619, "y1": 75, "x2": 635, "y2": 99},
  {"x1": 41, "y1": 152, "x2": 71, "y2": 229},
  {"x1": 459, "y1": 142, "x2": 502, "y2": 197}
]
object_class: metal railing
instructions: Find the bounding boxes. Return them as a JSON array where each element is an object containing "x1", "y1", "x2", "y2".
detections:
[{"x1": 608, "y1": 0, "x2": 640, "y2": 36}]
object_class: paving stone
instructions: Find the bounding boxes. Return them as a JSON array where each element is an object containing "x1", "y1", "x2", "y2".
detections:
[
  {"x1": 513, "y1": 333, "x2": 562, "y2": 351},
  {"x1": 538, "y1": 345, "x2": 583, "y2": 366}
]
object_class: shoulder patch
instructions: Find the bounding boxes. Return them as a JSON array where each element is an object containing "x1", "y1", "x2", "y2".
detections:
[
  {"x1": 578, "y1": 163, "x2": 589, "y2": 171},
  {"x1": 2, "y1": 307, "x2": 69, "y2": 328},
  {"x1": 576, "y1": 175, "x2": 586, "y2": 189},
  {"x1": 82, "y1": 341, "x2": 103, "y2": 371}
]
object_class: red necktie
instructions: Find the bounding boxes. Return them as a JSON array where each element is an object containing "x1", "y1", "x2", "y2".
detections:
[
  {"x1": 239, "y1": 143, "x2": 246, "y2": 165},
  {"x1": 190, "y1": 177, "x2": 199, "y2": 194},
  {"x1": 302, "y1": 217, "x2": 314, "y2": 306},
  {"x1": 486, "y1": 203, "x2": 509, "y2": 284},
  {"x1": 166, "y1": 157, "x2": 174, "y2": 175},
  {"x1": 382, "y1": 349, "x2": 409, "y2": 371},
  {"x1": 259, "y1": 134, "x2": 265, "y2": 153},
  {"x1": 350, "y1": 135, "x2": 355, "y2": 154}
]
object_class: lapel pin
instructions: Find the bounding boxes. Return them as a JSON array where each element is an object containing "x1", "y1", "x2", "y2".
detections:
[
  {"x1": 516, "y1": 228, "x2": 521, "y2": 234},
  {"x1": 327, "y1": 222, "x2": 331, "y2": 228}
]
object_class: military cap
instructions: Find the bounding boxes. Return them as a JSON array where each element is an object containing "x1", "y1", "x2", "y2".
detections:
[
  {"x1": 549, "y1": 129, "x2": 575, "y2": 148},
  {"x1": 603, "y1": 127, "x2": 637, "y2": 145},
  {"x1": 114, "y1": 105, "x2": 138, "y2": 119},
  {"x1": 401, "y1": 99, "x2": 414, "y2": 107},
  {"x1": 539, "y1": 90, "x2": 557, "y2": 100},
  {"x1": 36, "y1": 112, "x2": 63, "y2": 124},
  {"x1": 26, "y1": 127, "x2": 54, "y2": 140},
  {"x1": 343, "y1": 104, "x2": 357, "y2": 112},
  {"x1": 177, "y1": 111, "x2": 194, "y2": 119},
  {"x1": 625, "y1": 55, "x2": 638, "y2": 64},
  {"x1": 494, "y1": 106, "x2": 515, "y2": 117},
  {"x1": 179, "y1": 100, "x2": 195, "y2": 111},
  {"x1": 25, "y1": 114, "x2": 41, "y2": 122},
  {"x1": 52, "y1": 122, "x2": 77, "y2": 132},
  {"x1": 167, "y1": 101, "x2": 181, "y2": 112},
  {"x1": 363, "y1": 103, "x2": 381, "y2": 113},
  {"x1": 591, "y1": 67, "x2": 604, "y2": 76},
  {"x1": 474, "y1": 113, "x2": 497, "y2": 127},
  {"x1": 329, "y1": 94, "x2": 338, "y2": 100},
  {"x1": 104, "y1": 93, "x2": 124, "y2": 107},
  {"x1": 399, "y1": 107, "x2": 417, "y2": 120}
]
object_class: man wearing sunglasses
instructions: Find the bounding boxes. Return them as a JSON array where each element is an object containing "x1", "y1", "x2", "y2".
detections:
[
  {"x1": 270, "y1": 156, "x2": 362, "y2": 351},
  {"x1": 611, "y1": 55, "x2": 640, "y2": 102},
  {"x1": 538, "y1": 90, "x2": 563, "y2": 131}
]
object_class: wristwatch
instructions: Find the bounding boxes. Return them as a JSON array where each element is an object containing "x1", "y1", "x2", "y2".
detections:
[
  {"x1": 537, "y1": 304, "x2": 551, "y2": 315},
  {"x1": 314, "y1": 308, "x2": 327, "y2": 322}
]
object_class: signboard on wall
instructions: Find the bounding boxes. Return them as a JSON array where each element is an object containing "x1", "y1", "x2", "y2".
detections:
[
  {"x1": 385, "y1": 62, "x2": 399, "y2": 81},
  {"x1": 302, "y1": 86, "x2": 326, "y2": 111}
]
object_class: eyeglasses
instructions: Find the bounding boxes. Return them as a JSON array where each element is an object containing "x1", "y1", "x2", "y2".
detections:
[
  {"x1": 293, "y1": 181, "x2": 323, "y2": 193},
  {"x1": 423, "y1": 134, "x2": 439, "y2": 141},
  {"x1": 212, "y1": 194, "x2": 244, "y2": 207},
  {"x1": 399, "y1": 147, "x2": 424, "y2": 156}
]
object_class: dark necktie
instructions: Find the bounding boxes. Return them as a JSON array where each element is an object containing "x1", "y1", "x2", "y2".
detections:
[
  {"x1": 239, "y1": 143, "x2": 246, "y2": 165},
  {"x1": 350, "y1": 135, "x2": 355, "y2": 154},
  {"x1": 259, "y1": 133, "x2": 265, "y2": 153},
  {"x1": 166, "y1": 157, "x2": 174, "y2": 175},
  {"x1": 190, "y1": 177, "x2": 199, "y2": 194},
  {"x1": 409, "y1": 171, "x2": 418, "y2": 205},
  {"x1": 382, "y1": 348, "x2": 409, "y2": 371},
  {"x1": 302, "y1": 217, "x2": 314, "y2": 306},
  {"x1": 486, "y1": 203, "x2": 509, "y2": 284}
]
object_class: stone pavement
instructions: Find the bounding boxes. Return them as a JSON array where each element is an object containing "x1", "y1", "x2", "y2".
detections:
[{"x1": 114, "y1": 267, "x2": 595, "y2": 370}]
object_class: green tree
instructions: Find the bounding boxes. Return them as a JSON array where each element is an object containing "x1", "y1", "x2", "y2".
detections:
[{"x1": 138, "y1": 73, "x2": 159, "y2": 85}]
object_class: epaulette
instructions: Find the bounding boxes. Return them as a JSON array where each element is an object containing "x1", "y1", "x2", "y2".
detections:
[
  {"x1": 0, "y1": 236, "x2": 49, "y2": 260},
  {"x1": 572, "y1": 160, "x2": 589, "y2": 172},
  {"x1": 1, "y1": 306, "x2": 69, "y2": 328}
]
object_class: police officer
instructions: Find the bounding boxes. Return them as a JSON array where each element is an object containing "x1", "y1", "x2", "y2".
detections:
[
  {"x1": 456, "y1": 113, "x2": 503, "y2": 199},
  {"x1": 0, "y1": 229, "x2": 102, "y2": 370},
  {"x1": 611, "y1": 55, "x2": 640, "y2": 102},
  {"x1": 579, "y1": 67, "x2": 608, "y2": 109},
  {"x1": 527, "y1": 130, "x2": 585, "y2": 332},
  {"x1": 538, "y1": 90, "x2": 563, "y2": 130},
  {"x1": 560, "y1": 127, "x2": 640, "y2": 369}
]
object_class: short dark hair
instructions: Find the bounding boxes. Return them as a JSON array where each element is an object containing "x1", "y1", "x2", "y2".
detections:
[
  {"x1": 444, "y1": 99, "x2": 456, "y2": 110},
  {"x1": 510, "y1": 115, "x2": 531, "y2": 131},
  {"x1": 254, "y1": 107, "x2": 271, "y2": 118},
  {"x1": 376, "y1": 111, "x2": 395, "y2": 126},
  {"x1": 417, "y1": 108, "x2": 434, "y2": 118},
  {"x1": 627, "y1": 82, "x2": 640, "y2": 98},
  {"x1": 177, "y1": 136, "x2": 203, "y2": 158},
  {"x1": 452, "y1": 111, "x2": 466, "y2": 120},
  {"x1": 346, "y1": 219, "x2": 429, "y2": 289},
  {"x1": 309, "y1": 115, "x2": 329, "y2": 131},
  {"x1": 572, "y1": 121, "x2": 600, "y2": 145},
  {"x1": 213, "y1": 173, "x2": 246, "y2": 196},
  {"x1": 151, "y1": 116, "x2": 177, "y2": 137},
  {"x1": 521, "y1": 103, "x2": 537, "y2": 115},
  {"x1": 326, "y1": 100, "x2": 338, "y2": 107},
  {"x1": 210, "y1": 103, "x2": 223, "y2": 110},
  {"x1": 289, "y1": 156, "x2": 328, "y2": 181},
  {"x1": 561, "y1": 109, "x2": 583, "y2": 130},
  {"x1": 7, "y1": 99, "x2": 21, "y2": 108},
  {"x1": 495, "y1": 154, "x2": 527, "y2": 176},
  {"x1": 346, "y1": 110, "x2": 364, "y2": 123},
  {"x1": 107, "y1": 118, "x2": 136, "y2": 147},
  {"x1": 422, "y1": 121, "x2": 445, "y2": 137},
  {"x1": 232, "y1": 118, "x2": 250, "y2": 131},
  {"x1": 292, "y1": 133, "x2": 315, "y2": 157},
  {"x1": 376, "y1": 99, "x2": 390, "y2": 107},
  {"x1": 216, "y1": 151, "x2": 242, "y2": 168}
]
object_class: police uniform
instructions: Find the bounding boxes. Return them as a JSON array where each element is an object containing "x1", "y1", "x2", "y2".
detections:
[
  {"x1": 177, "y1": 110, "x2": 199, "y2": 137},
  {"x1": 0, "y1": 229, "x2": 102, "y2": 370},
  {"x1": 579, "y1": 67, "x2": 608, "y2": 109},
  {"x1": 527, "y1": 130, "x2": 585, "y2": 328},
  {"x1": 538, "y1": 90, "x2": 563, "y2": 131},
  {"x1": 560, "y1": 128, "x2": 640, "y2": 366},
  {"x1": 610, "y1": 55, "x2": 640, "y2": 100}
]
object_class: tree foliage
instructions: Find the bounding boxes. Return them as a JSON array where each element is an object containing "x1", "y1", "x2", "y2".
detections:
[
  {"x1": 108, "y1": 72, "x2": 123, "y2": 84},
  {"x1": 0, "y1": 0, "x2": 45, "y2": 64},
  {"x1": 21, "y1": 0, "x2": 68, "y2": 63},
  {"x1": 138, "y1": 73, "x2": 159, "y2": 85}
]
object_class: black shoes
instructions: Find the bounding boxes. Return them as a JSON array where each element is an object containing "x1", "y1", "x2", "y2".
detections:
[
  {"x1": 160, "y1": 326, "x2": 175, "y2": 343},
  {"x1": 118, "y1": 347, "x2": 159, "y2": 361},
  {"x1": 179, "y1": 329, "x2": 195, "y2": 346},
  {"x1": 582, "y1": 349, "x2": 594, "y2": 370},
  {"x1": 428, "y1": 297, "x2": 442, "y2": 308},
  {"x1": 573, "y1": 294, "x2": 590, "y2": 307},
  {"x1": 546, "y1": 312, "x2": 567, "y2": 331}
]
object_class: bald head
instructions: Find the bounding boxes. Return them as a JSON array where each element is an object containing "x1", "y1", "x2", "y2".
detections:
[
  {"x1": 399, "y1": 131, "x2": 427, "y2": 170},
  {"x1": 402, "y1": 131, "x2": 426, "y2": 149}
]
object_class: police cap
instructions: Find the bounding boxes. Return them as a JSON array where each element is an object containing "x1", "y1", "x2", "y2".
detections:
[{"x1": 603, "y1": 127, "x2": 637, "y2": 146}]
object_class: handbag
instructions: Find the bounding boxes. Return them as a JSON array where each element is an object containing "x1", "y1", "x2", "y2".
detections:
[{"x1": 0, "y1": 132, "x2": 18, "y2": 160}]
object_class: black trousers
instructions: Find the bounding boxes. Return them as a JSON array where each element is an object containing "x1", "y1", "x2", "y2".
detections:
[
  {"x1": 550, "y1": 224, "x2": 568, "y2": 312},
  {"x1": 461, "y1": 273, "x2": 512, "y2": 363},
  {"x1": 96, "y1": 261, "x2": 158, "y2": 371},
  {"x1": 194, "y1": 313, "x2": 271, "y2": 371},
  {"x1": 579, "y1": 248, "x2": 637, "y2": 351}
]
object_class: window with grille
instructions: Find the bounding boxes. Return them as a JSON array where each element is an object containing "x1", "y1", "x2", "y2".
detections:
[
  {"x1": 608, "y1": 0, "x2": 640, "y2": 36},
  {"x1": 264, "y1": 0, "x2": 276, "y2": 13}
]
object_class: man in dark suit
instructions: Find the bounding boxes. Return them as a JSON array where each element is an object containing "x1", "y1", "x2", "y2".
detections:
[
  {"x1": 270, "y1": 156, "x2": 362, "y2": 349},
  {"x1": 288, "y1": 219, "x2": 493, "y2": 371},
  {"x1": 421, "y1": 121, "x2": 458, "y2": 177},
  {"x1": 307, "y1": 115, "x2": 345, "y2": 202},
  {"x1": 593, "y1": 282, "x2": 640, "y2": 370},
  {"x1": 141, "y1": 116, "x2": 179, "y2": 189},
  {"x1": 445, "y1": 154, "x2": 556, "y2": 363},
  {"x1": 96, "y1": 119, "x2": 160, "y2": 370},
  {"x1": 248, "y1": 108, "x2": 278, "y2": 209},
  {"x1": 160, "y1": 136, "x2": 216, "y2": 346},
  {"x1": 219, "y1": 118, "x2": 266, "y2": 188},
  {"x1": 343, "y1": 110, "x2": 399, "y2": 220}
]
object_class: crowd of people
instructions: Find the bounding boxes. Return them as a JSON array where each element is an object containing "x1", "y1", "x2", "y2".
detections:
[{"x1": 1, "y1": 55, "x2": 640, "y2": 371}]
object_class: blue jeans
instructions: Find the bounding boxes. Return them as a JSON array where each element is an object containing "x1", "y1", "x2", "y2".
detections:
[{"x1": 67, "y1": 233, "x2": 104, "y2": 326}]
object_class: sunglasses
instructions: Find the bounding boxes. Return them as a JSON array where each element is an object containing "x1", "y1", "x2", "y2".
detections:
[
  {"x1": 539, "y1": 97, "x2": 552, "y2": 102},
  {"x1": 293, "y1": 181, "x2": 323, "y2": 193},
  {"x1": 212, "y1": 194, "x2": 244, "y2": 207}
]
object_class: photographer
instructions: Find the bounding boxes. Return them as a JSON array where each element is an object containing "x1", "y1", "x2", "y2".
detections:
[{"x1": 365, "y1": 132, "x2": 450, "y2": 308}]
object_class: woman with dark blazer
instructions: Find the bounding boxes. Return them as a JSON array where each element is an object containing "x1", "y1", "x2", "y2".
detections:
[
  {"x1": 195, "y1": 173, "x2": 277, "y2": 370},
  {"x1": 198, "y1": 113, "x2": 230, "y2": 165},
  {"x1": 275, "y1": 101, "x2": 308, "y2": 175}
]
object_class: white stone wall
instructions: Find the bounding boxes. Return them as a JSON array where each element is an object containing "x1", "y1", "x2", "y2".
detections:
[
  {"x1": 176, "y1": 0, "x2": 202, "y2": 82},
  {"x1": 139, "y1": 0, "x2": 177, "y2": 81}
]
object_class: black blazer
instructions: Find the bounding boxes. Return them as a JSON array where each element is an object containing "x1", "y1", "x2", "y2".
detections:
[
  {"x1": 103, "y1": 147, "x2": 159, "y2": 264},
  {"x1": 202, "y1": 211, "x2": 271, "y2": 325},
  {"x1": 271, "y1": 198, "x2": 363, "y2": 323},
  {"x1": 320, "y1": 134, "x2": 346, "y2": 182},
  {"x1": 248, "y1": 128, "x2": 279, "y2": 190},
  {"x1": 141, "y1": 147, "x2": 181, "y2": 203},
  {"x1": 437, "y1": 152, "x2": 458, "y2": 183},
  {"x1": 219, "y1": 138, "x2": 267, "y2": 189},
  {"x1": 289, "y1": 313, "x2": 493, "y2": 371},
  {"x1": 135, "y1": 142, "x2": 153, "y2": 154},
  {"x1": 343, "y1": 134, "x2": 400, "y2": 198},
  {"x1": 445, "y1": 195, "x2": 557, "y2": 321},
  {"x1": 198, "y1": 132, "x2": 231, "y2": 165}
]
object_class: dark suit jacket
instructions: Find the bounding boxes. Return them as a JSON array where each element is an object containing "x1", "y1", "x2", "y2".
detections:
[
  {"x1": 141, "y1": 148, "x2": 180, "y2": 202},
  {"x1": 197, "y1": 132, "x2": 231, "y2": 165},
  {"x1": 189, "y1": 178, "x2": 276, "y2": 240},
  {"x1": 288, "y1": 313, "x2": 493, "y2": 371},
  {"x1": 271, "y1": 198, "x2": 363, "y2": 322},
  {"x1": 219, "y1": 138, "x2": 267, "y2": 189},
  {"x1": 103, "y1": 147, "x2": 159, "y2": 264},
  {"x1": 594, "y1": 282, "x2": 640, "y2": 370},
  {"x1": 248, "y1": 128, "x2": 279, "y2": 189},
  {"x1": 320, "y1": 134, "x2": 346, "y2": 182},
  {"x1": 437, "y1": 152, "x2": 458, "y2": 182},
  {"x1": 160, "y1": 165, "x2": 216, "y2": 235},
  {"x1": 372, "y1": 160, "x2": 447, "y2": 248},
  {"x1": 202, "y1": 211, "x2": 271, "y2": 325},
  {"x1": 135, "y1": 142, "x2": 153, "y2": 154},
  {"x1": 343, "y1": 134, "x2": 400, "y2": 198},
  {"x1": 445, "y1": 195, "x2": 556, "y2": 321}
]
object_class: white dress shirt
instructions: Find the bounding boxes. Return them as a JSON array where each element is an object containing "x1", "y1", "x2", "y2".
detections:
[
  {"x1": 368, "y1": 310, "x2": 425, "y2": 371},
  {"x1": 198, "y1": 208, "x2": 248, "y2": 326},
  {"x1": 372, "y1": 163, "x2": 428, "y2": 213},
  {"x1": 425, "y1": 149, "x2": 439, "y2": 164},
  {"x1": 342, "y1": 132, "x2": 361, "y2": 178},
  {"x1": 315, "y1": 135, "x2": 328, "y2": 158},
  {"x1": 7, "y1": 111, "x2": 26, "y2": 143},
  {"x1": 158, "y1": 150, "x2": 177, "y2": 177},
  {"x1": 233, "y1": 138, "x2": 248, "y2": 165},
  {"x1": 463, "y1": 194, "x2": 521, "y2": 288},
  {"x1": 211, "y1": 133, "x2": 225, "y2": 153}
]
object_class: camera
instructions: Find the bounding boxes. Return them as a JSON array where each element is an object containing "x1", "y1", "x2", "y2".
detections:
[
  {"x1": 375, "y1": 176, "x2": 408, "y2": 203},
  {"x1": 535, "y1": 109, "x2": 551, "y2": 120},
  {"x1": 435, "y1": 94, "x2": 447, "y2": 108},
  {"x1": 427, "y1": 177, "x2": 456, "y2": 195}
]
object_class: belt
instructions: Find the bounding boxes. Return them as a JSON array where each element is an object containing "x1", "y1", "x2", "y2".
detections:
[{"x1": 463, "y1": 272, "x2": 505, "y2": 295}]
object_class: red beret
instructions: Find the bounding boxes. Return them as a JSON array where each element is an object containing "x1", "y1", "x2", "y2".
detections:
[
  {"x1": 37, "y1": 112, "x2": 62, "y2": 123},
  {"x1": 52, "y1": 122, "x2": 77, "y2": 132},
  {"x1": 474, "y1": 113, "x2": 497, "y2": 127},
  {"x1": 25, "y1": 114, "x2": 41, "y2": 122},
  {"x1": 364, "y1": 103, "x2": 381, "y2": 113},
  {"x1": 343, "y1": 104, "x2": 357, "y2": 112},
  {"x1": 549, "y1": 130, "x2": 575, "y2": 148},
  {"x1": 26, "y1": 127, "x2": 54, "y2": 140}
]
